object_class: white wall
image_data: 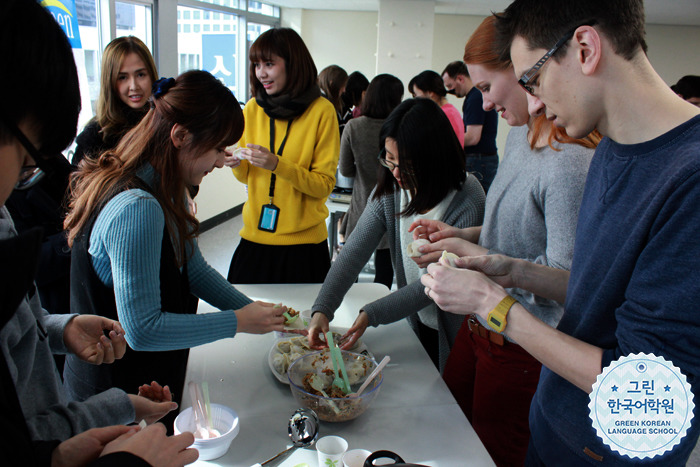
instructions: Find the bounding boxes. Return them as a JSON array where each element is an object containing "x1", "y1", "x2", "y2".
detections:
[
  {"x1": 193, "y1": 6, "x2": 700, "y2": 223},
  {"x1": 646, "y1": 24, "x2": 700, "y2": 85}
]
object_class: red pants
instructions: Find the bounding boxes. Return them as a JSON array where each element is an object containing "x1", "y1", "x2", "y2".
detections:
[{"x1": 442, "y1": 318, "x2": 542, "y2": 467}]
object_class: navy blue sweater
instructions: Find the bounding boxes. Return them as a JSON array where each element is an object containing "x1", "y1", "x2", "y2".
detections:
[{"x1": 530, "y1": 115, "x2": 700, "y2": 465}]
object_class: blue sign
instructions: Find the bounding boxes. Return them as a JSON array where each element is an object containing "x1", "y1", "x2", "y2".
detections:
[
  {"x1": 202, "y1": 34, "x2": 237, "y2": 89},
  {"x1": 40, "y1": 0, "x2": 82, "y2": 49}
]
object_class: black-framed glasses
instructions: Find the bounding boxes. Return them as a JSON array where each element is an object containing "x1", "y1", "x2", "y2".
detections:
[
  {"x1": 377, "y1": 150, "x2": 399, "y2": 172},
  {"x1": 517, "y1": 22, "x2": 595, "y2": 96},
  {"x1": 1, "y1": 117, "x2": 48, "y2": 190},
  {"x1": 378, "y1": 148, "x2": 414, "y2": 177}
]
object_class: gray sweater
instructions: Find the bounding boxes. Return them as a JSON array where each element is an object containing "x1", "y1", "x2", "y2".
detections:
[
  {"x1": 0, "y1": 206, "x2": 133, "y2": 441},
  {"x1": 478, "y1": 125, "x2": 594, "y2": 334},
  {"x1": 313, "y1": 175, "x2": 486, "y2": 371},
  {"x1": 338, "y1": 116, "x2": 389, "y2": 249}
]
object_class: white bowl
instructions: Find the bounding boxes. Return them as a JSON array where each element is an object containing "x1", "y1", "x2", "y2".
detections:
[{"x1": 173, "y1": 403, "x2": 240, "y2": 460}]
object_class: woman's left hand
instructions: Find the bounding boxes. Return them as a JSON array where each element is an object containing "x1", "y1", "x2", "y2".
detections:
[
  {"x1": 245, "y1": 144, "x2": 279, "y2": 171},
  {"x1": 64, "y1": 315, "x2": 127, "y2": 365},
  {"x1": 340, "y1": 311, "x2": 369, "y2": 350},
  {"x1": 138, "y1": 381, "x2": 173, "y2": 403}
]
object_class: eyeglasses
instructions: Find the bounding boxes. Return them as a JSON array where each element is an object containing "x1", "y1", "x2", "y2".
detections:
[
  {"x1": 378, "y1": 149, "x2": 414, "y2": 177},
  {"x1": 378, "y1": 150, "x2": 399, "y2": 172},
  {"x1": 517, "y1": 22, "x2": 595, "y2": 96},
  {"x1": 1, "y1": 117, "x2": 48, "y2": 191}
]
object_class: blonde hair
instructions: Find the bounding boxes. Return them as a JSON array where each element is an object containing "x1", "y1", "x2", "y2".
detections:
[{"x1": 96, "y1": 36, "x2": 158, "y2": 139}]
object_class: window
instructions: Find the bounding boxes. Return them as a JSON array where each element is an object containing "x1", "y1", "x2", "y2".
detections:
[
  {"x1": 177, "y1": 5, "x2": 240, "y2": 95},
  {"x1": 247, "y1": 22, "x2": 271, "y2": 43},
  {"x1": 115, "y1": 2, "x2": 153, "y2": 50},
  {"x1": 196, "y1": 0, "x2": 240, "y2": 8},
  {"x1": 248, "y1": 1, "x2": 279, "y2": 17}
]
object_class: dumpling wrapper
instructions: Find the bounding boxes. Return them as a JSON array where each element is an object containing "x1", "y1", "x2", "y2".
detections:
[
  {"x1": 406, "y1": 238, "x2": 431, "y2": 257},
  {"x1": 272, "y1": 352, "x2": 289, "y2": 374},
  {"x1": 441, "y1": 251, "x2": 459, "y2": 267}
]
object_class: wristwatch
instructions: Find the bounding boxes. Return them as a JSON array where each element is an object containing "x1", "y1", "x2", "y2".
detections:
[{"x1": 486, "y1": 295, "x2": 517, "y2": 333}]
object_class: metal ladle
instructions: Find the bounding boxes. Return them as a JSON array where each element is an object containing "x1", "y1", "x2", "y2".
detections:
[{"x1": 252, "y1": 408, "x2": 319, "y2": 466}]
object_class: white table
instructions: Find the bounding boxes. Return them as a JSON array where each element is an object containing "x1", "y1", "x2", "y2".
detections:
[{"x1": 185, "y1": 283, "x2": 494, "y2": 466}]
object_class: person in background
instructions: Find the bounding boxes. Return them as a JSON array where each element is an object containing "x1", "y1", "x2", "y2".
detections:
[
  {"x1": 410, "y1": 16, "x2": 599, "y2": 466},
  {"x1": 341, "y1": 71, "x2": 370, "y2": 121},
  {"x1": 0, "y1": 2, "x2": 192, "y2": 464},
  {"x1": 671, "y1": 75, "x2": 700, "y2": 107},
  {"x1": 338, "y1": 74, "x2": 404, "y2": 289},
  {"x1": 425, "y1": 1, "x2": 700, "y2": 464},
  {"x1": 72, "y1": 36, "x2": 157, "y2": 167},
  {"x1": 63, "y1": 71, "x2": 287, "y2": 431},
  {"x1": 318, "y1": 64, "x2": 349, "y2": 133},
  {"x1": 442, "y1": 61, "x2": 499, "y2": 193},
  {"x1": 227, "y1": 28, "x2": 340, "y2": 284},
  {"x1": 308, "y1": 98, "x2": 485, "y2": 371},
  {"x1": 409, "y1": 70, "x2": 465, "y2": 147}
]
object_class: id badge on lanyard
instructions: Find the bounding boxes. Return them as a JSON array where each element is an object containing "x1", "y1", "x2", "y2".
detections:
[
  {"x1": 258, "y1": 117, "x2": 292, "y2": 233},
  {"x1": 258, "y1": 202, "x2": 280, "y2": 232}
]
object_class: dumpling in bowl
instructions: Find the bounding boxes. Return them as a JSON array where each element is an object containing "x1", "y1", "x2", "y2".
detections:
[
  {"x1": 345, "y1": 358, "x2": 371, "y2": 385},
  {"x1": 277, "y1": 340, "x2": 292, "y2": 353},
  {"x1": 290, "y1": 336, "x2": 310, "y2": 350},
  {"x1": 272, "y1": 352, "x2": 289, "y2": 375}
]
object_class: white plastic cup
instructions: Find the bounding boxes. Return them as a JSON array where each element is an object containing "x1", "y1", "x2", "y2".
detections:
[
  {"x1": 343, "y1": 448, "x2": 372, "y2": 467},
  {"x1": 173, "y1": 403, "x2": 239, "y2": 461},
  {"x1": 316, "y1": 435, "x2": 348, "y2": 467}
]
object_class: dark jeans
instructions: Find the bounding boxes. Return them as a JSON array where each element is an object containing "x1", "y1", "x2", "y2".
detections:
[{"x1": 466, "y1": 153, "x2": 499, "y2": 195}]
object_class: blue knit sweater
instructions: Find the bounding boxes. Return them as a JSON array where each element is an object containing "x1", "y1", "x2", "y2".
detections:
[
  {"x1": 530, "y1": 115, "x2": 700, "y2": 465},
  {"x1": 88, "y1": 166, "x2": 251, "y2": 351}
]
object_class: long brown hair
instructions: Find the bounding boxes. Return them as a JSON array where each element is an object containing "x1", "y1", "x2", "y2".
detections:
[
  {"x1": 464, "y1": 15, "x2": 601, "y2": 150},
  {"x1": 96, "y1": 36, "x2": 158, "y2": 139},
  {"x1": 248, "y1": 28, "x2": 318, "y2": 99},
  {"x1": 318, "y1": 65, "x2": 348, "y2": 113},
  {"x1": 65, "y1": 71, "x2": 244, "y2": 265}
]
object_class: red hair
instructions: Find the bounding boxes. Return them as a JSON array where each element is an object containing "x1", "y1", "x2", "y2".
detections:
[{"x1": 465, "y1": 15, "x2": 601, "y2": 151}]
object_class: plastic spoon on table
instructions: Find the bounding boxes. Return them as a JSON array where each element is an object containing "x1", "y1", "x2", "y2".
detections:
[
  {"x1": 251, "y1": 408, "x2": 319, "y2": 467},
  {"x1": 350, "y1": 355, "x2": 390, "y2": 398}
]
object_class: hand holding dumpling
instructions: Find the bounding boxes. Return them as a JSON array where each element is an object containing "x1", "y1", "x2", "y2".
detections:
[
  {"x1": 340, "y1": 311, "x2": 369, "y2": 350},
  {"x1": 235, "y1": 301, "x2": 286, "y2": 334},
  {"x1": 240, "y1": 144, "x2": 279, "y2": 171},
  {"x1": 307, "y1": 311, "x2": 330, "y2": 349}
]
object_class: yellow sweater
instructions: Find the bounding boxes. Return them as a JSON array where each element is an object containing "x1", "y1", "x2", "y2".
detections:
[{"x1": 232, "y1": 96, "x2": 340, "y2": 245}]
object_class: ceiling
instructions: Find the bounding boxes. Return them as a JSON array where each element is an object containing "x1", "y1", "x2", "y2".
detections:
[{"x1": 267, "y1": 0, "x2": 700, "y2": 27}]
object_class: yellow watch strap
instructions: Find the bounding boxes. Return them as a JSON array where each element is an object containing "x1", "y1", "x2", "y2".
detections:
[{"x1": 486, "y1": 295, "x2": 517, "y2": 333}]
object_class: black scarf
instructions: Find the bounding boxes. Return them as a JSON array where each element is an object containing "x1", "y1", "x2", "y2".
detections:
[{"x1": 255, "y1": 84, "x2": 321, "y2": 120}]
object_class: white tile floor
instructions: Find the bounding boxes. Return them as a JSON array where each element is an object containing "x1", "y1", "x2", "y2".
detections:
[{"x1": 198, "y1": 215, "x2": 243, "y2": 276}]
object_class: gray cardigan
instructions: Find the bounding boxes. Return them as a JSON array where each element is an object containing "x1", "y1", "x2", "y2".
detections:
[{"x1": 313, "y1": 175, "x2": 486, "y2": 371}]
